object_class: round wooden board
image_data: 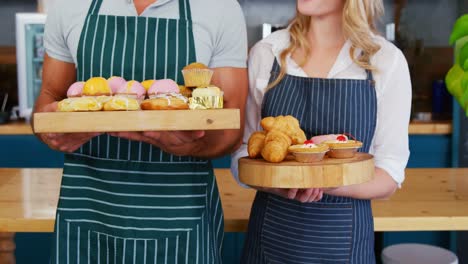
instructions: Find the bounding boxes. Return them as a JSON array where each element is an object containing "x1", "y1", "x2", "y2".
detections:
[{"x1": 239, "y1": 153, "x2": 374, "y2": 188}]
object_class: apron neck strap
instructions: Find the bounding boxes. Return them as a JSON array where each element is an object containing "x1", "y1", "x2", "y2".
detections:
[
  {"x1": 86, "y1": 0, "x2": 104, "y2": 16},
  {"x1": 85, "y1": 0, "x2": 192, "y2": 21},
  {"x1": 178, "y1": 0, "x2": 192, "y2": 21}
]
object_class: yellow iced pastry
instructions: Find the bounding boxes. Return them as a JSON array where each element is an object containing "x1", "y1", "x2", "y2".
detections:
[
  {"x1": 83, "y1": 77, "x2": 112, "y2": 96},
  {"x1": 57, "y1": 97, "x2": 103, "y2": 112},
  {"x1": 103, "y1": 96, "x2": 140, "y2": 111}
]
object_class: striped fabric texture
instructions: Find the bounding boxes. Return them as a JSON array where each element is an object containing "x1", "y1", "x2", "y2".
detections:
[
  {"x1": 242, "y1": 59, "x2": 378, "y2": 264},
  {"x1": 50, "y1": 0, "x2": 223, "y2": 263}
]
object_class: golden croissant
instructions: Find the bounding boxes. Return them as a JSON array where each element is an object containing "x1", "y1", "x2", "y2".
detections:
[
  {"x1": 260, "y1": 115, "x2": 306, "y2": 144},
  {"x1": 248, "y1": 131, "x2": 266, "y2": 158},
  {"x1": 261, "y1": 130, "x2": 292, "y2": 163}
]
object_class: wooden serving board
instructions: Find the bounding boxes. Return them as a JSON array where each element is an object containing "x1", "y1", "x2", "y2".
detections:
[
  {"x1": 33, "y1": 109, "x2": 239, "y2": 133},
  {"x1": 239, "y1": 153, "x2": 374, "y2": 188}
]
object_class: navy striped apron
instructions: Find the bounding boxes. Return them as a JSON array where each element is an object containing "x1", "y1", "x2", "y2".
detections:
[
  {"x1": 242, "y1": 59, "x2": 377, "y2": 264},
  {"x1": 50, "y1": 0, "x2": 224, "y2": 263}
]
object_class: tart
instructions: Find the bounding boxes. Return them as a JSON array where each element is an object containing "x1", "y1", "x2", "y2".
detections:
[
  {"x1": 288, "y1": 140, "x2": 329, "y2": 163},
  {"x1": 322, "y1": 134, "x2": 363, "y2": 158}
]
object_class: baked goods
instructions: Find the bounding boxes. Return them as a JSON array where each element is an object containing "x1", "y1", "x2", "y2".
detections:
[
  {"x1": 115, "y1": 80, "x2": 146, "y2": 101},
  {"x1": 58, "y1": 81, "x2": 104, "y2": 112},
  {"x1": 178, "y1": 85, "x2": 192, "y2": 98},
  {"x1": 288, "y1": 140, "x2": 329, "y2": 162},
  {"x1": 261, "y1": 130, "x2": 292, "y2": 163},
  {"x1": 247, "y1": 116, "x2": 304, "y2": 163},
  {"x1": 321, "y1": 134, "x2": 363, "y2": 158},
  {"x1": 58, "y1": 97, "x2": 102, "y2": 112},
  {"x1": 66, "y1": 82, "x2": 84, "y2": 97},
  {"x1": 103, "y1": 96, "x2": 140, "y2": 111},
  {"x1": 189, "y1": 86, "x2": 223, "y2": 109},
  {"x1": 182, "y1": 62, "x2": 213, "y2": 87},
  {"x1": 83, "y1": 77, "x2": 112, "y2": 96},
  {"x1": 141, "y1": 80, "x2": 155, "y2": 91},
  {"x1": 140, "y1": 79, "x2": 189, "y2": 110},
  {"x1": 260, "y1": 115, "x2": 307, "y2": 144},
  {"x1": 248, "y1": 131, "x2": 266, "y2": 158},
  {"x1": 107, "y1": 76, "x2": 126, "y2": 94}
]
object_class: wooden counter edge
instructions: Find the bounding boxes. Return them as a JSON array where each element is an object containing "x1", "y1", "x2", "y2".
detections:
[{"x1": 0, "y1": 120, "x2": 452, "y2": 135}]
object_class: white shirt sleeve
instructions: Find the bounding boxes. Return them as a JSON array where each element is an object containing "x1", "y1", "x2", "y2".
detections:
[
  {"x1": 43, "y1": 0, "x2": 75, "y2": 63},
  {"x1": 209, "y1": 0, "x2": 248, "y2": 68},
  {"x1": 230, "y1": 42, "x2": 274, "y2": 187},
  {"x1": 371, "y1": 48, "x2": 412, "y2": 186}
]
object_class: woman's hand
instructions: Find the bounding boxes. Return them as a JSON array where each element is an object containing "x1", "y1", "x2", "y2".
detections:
[
  {"x1": 35, "y1": 101, "x2": 102, "y2": 153},
  {"x1": 108, "y1": 130, "x2": 206, "y2": 156},
  {"x1": 256, "y1": 187, "x2": 324, "y2": 203}
]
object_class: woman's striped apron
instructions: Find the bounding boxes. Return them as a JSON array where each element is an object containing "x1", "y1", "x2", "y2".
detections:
[
  {"x1": 242, "y1": 59, "x2": 378, "y2": 264},
  {"x1": 50, "y1": 0, "x2": 224, "y2": 263}
]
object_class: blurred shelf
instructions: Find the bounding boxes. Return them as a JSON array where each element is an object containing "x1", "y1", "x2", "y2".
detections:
[
  {"x1": 0, "y1": 46, "x2": 16, "y2": 65},
  {"x1": 408, "y1": 121, "x2": 452, "y2": 135},
  {"x1": 0, "y1": 120, "x2": 453, "y2": 136},
  {"x1": 33, "y1": 57, "x2": 43, "y2": 63}
]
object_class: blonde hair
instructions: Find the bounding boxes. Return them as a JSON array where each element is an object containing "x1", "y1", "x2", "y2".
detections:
[{"x1": 268, "y1": 0, "x2": 384, "y2": 89}]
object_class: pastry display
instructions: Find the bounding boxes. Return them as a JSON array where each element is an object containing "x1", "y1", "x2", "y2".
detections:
[
  {"x1": 321, "y1": 134, "x2": 363, "y2": 158},
  {"x1": 107, "y1": 76, "x2": 126, "y2": 94},
  {"x1": 140, "y1": 79, "x2": 189, "y2": 110},
  {"x1": 182, "y1": 62, "x2": 213, "y2": 87},
  {"x1": 288, "y1": 140, "x2": 329, "y2": 163},
  {"x1": 260, "y1": 115, "x2": 306, "y2": 144},
  {"x1": 189, "y1": 86, "x2": 223, "y2": 109}
]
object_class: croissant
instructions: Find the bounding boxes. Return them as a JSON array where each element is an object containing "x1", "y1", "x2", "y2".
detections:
[
  {"x1": 261, "y1": 130, "x2": 292, "y2": 163},
  {"x1": 248, "y1": 131, "x2": 266, "y2": 158},
  {"x1": 260, "y1": 115, "x2": 306, "y2": 144}
]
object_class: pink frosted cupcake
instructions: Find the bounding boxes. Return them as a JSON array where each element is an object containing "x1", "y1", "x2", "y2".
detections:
[
  {"x1": 107, "y1": 76, "x2": 126, "y2": 94},
  {"x1": 141, "y1": 79, "x2": 189, "y2": 110}
]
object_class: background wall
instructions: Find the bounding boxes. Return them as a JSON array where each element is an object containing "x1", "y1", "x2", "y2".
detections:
[{"x1": 0, "y1": 0, "x2": 36, "y2": 46}]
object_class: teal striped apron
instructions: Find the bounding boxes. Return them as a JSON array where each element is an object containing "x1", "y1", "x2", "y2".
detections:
[{"x1": 50, "y1": 0, "x2": 224, "y2": 263}]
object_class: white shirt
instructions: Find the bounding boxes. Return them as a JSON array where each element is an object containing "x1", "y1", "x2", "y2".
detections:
[{"x1": 231, "y1": 29, "x2": 412, "y2": 187}]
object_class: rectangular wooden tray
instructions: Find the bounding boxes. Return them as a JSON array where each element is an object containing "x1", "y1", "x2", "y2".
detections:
[{"x1": 33, "y1": 109, "x2": 240, "y2": 133}]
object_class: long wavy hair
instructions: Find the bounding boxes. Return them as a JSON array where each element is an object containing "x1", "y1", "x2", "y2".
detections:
[{"x1": 268, "y1": 0, "x2": 384, "y2": 89}]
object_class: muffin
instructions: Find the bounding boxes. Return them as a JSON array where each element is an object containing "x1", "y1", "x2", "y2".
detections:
[
  {"x1": 182, "y1": 62, "x2": 213, "y2": 87},
  {"x1": 288, "y1": 140, "x2": 329, "y2": 163},
  {"x1": 322, "y1": 134, "x2": 363, "y2": 158},
  {"x1": 188, "y1": 86, "x2": 223, "y2": 109}
]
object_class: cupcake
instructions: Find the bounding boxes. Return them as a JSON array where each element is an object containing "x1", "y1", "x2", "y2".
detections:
[
  {"x1": 321, "y1": 134, "x2": 363, "y2": 159},
  {"x1": 182, "y1": 62, "x2": 213, "y2": 87},
  {"x1": 141, "y1": 80, "x2": 155, "y2": 91},
  {"x1": 140, "y1": 79, "x2": 189, "y2": 110},
  {"x1": 189, "y1": 86, "x2": 223, "y2": 109},
  {"x1": 107, "y1": 76, "x2": 126, "y2": 94},
  {"x1": 288, "y1": 140, "x2": 329, "y2": 163}
]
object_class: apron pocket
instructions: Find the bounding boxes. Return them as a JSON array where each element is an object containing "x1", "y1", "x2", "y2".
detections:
[
  {"x1": 56, "y1": 215, "x2": 204, "y2": 264},
  {"x1": 261, "y1": 195, "x2": 353, "y2": 264}
]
